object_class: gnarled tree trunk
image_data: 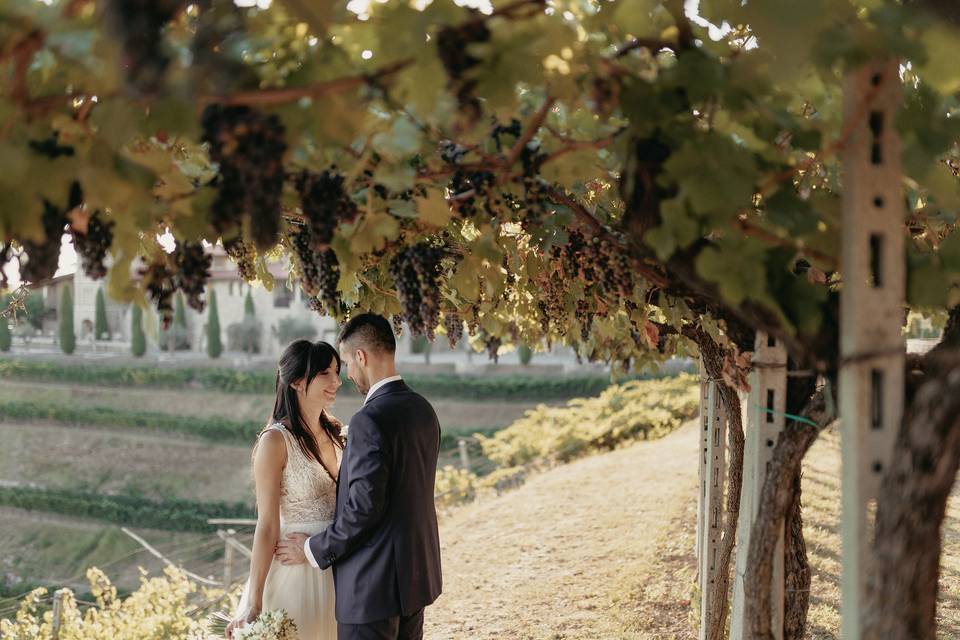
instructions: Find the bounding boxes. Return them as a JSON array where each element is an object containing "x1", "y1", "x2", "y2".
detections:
[
  {"x1": 783, "y1": 469, "x2": 810, "y2": 640},
  {"x1": 864, "y1": 345, "x2": 960, "y2": 639},
  {"x1": 783, "y1": 369, "x2": 816, "y2": 640},
  {"x1": 743, "y1": 384, "x2": 834, "y2": 640}
]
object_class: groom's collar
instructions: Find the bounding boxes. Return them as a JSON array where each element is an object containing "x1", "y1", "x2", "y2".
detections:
[{"x1": 363, "y1": 375, "x2": 404, "y2": 405}]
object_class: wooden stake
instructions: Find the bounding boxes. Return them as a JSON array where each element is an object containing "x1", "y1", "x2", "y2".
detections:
[
  {"x1": 731, "y1": 331, "x2": 787, "y2": 640},
  {"x1": 839, "y1": 59, "x2": 906, "y2": 640},
  {"x1": 697, "y1": 362, "x2": 728, "y2": 640}
]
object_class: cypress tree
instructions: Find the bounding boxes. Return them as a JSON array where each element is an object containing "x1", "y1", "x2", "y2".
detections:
[
  {"x1": 95, "y1": 288, "x2": 110, "y2": 340},
  {"x1": 244, "y1": 289, "x2": 255, "y2": 317},
  {"x1": 131, "y1": 304, "x2": 146, "y2": 357},
  {"x1": 0, "y1": 298, "x2": 11, "y2": 352},
  {"x1": 59, "y1": 285, "x2": 75, "y2": 355},
  {"x1": 206, "y1": 289, "x2": 223, "y2": 359},
  {"x1": 174, "y1": 292, "x2": 187, "y2": 329}
]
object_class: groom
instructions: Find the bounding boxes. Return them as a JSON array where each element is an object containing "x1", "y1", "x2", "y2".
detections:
[{"x1": 276, "y1": 313, "x2": 442, "y2": 640}]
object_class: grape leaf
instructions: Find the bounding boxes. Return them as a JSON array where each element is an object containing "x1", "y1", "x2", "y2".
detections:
[
  {"x1": 663, "y1": 134, "x2": 758, "y2": 222},
  {"x1": 416, "y1": 189, "x2": 455, "y2": 228}
]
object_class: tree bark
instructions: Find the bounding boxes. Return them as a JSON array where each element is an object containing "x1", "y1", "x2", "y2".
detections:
[
  {"x1": 863, "y1": 342, "x2": 960, "y2": 639},
  {"x1": 782, "y1": 368, "x2": 817, "y2": 640},
  {"x1": 743, "y1": 384, "x2": 834, "y2": 640},
  {"x1": 783, "y1": 469, "x2": 810, "y2": 640}
]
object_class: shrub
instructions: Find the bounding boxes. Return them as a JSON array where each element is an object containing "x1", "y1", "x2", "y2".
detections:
[
  {"x1": 0, "y1": 357, "x2": 690, "y2": 400},
  {"x1": 434, "y1": 466, "x2": 477, "y2": 509},
  {"x1": 227, "y1": 316, "x2": 262, "y2": 353},
  {"x1": 0, "y1": 485, "x2": 253, "y2": 532},
  {"x1": 478, "y1": 373, "x2": 700, "y2": 467},
  {"x1": 158, "y1": 323, "x2": 190, "y2": 351},
  {"x1": 0, "y1": 400, "x2": 262, "y2": 443},
  {"x1": 59, "y1": 286, "x2": 75, "y2": 355},
  {"x1": 275, "y1": 316, "x2": 317, "y2": 346},
  {"x1": 0, "y1": 567, "x2": 216, "y2": 639}
]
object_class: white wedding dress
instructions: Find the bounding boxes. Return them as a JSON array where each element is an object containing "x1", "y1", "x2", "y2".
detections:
[{"x1": 238, "y1": 423, "x2": 340, "y2": 639}]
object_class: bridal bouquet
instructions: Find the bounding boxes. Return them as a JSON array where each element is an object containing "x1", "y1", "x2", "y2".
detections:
[{"x1": 208, "y1": 609, "x2": 299, "y2": 639}]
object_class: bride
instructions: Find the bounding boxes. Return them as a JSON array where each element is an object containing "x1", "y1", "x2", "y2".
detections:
[{"x1": 227, "y1": 340, "x2": 344, "y2": 639}]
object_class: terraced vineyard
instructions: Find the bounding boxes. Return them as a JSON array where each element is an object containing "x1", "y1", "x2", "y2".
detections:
[{"x1": 0, "y1": 371, "x2": 577, "y2": 598}]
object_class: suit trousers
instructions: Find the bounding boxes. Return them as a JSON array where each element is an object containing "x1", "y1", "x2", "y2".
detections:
[{"x1": 337, "y1": 609, "x2": 424, "y2": 640}]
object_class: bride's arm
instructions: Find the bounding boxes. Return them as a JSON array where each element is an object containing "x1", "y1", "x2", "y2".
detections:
[{"x1": 228, "y1": 430, "x2": 285, "y2": 635}]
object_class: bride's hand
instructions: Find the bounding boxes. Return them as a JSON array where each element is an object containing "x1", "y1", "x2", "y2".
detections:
[{"x1": 225, "y1": 606, "x2": 261, "y2": 639}]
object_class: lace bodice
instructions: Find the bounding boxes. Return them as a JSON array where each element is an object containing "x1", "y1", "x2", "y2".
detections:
[{"x1": 264, "y1": 423, "x2": 340, "y2": 525}]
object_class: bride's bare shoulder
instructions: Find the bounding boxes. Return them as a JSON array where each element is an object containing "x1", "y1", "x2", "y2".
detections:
[{"x1": 254, "y1": 427, "x2": 287, "y2": 468}]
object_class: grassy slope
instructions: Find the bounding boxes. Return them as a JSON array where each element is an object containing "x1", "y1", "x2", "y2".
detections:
[
  {"x1": 0, "y1": 380, "x2": 551, "y2": 432},
  {"x1": 0, "y1": 423, "x2": 254, "y2": 503}
]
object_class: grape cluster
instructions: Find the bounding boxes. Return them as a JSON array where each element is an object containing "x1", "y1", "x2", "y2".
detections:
[
  {"x1": 19, "y1": 200, "x2": 66, "y2": 284},
  {"x1": 223, "y1": 236, "x2": 257, "y2": 282},
  {"x1": 139, "y1": 256, "x2": 177, "y2": 328},
  {"x1": 201, "y1": 104, "x2": 287, "y2": 250},
  {"x1": 435, "y1": 18, "x2": 490, "y2": 119},
  {"x1": 483, "y1": 333, "x2": 501, "y2": 362},
  {"x1": 71, "y1": 210, "x2": 115, "y2": 280},
  {"x1": 448, "y1": 169, "x2": 496, "y2": 219},
  {"x1": 389, "y1": 243, "x2": 445, "y2": 340},
  {"x1": 286, "y1": 218, "x2": 342, "y2": 318},
  {"x1": 391, "y1": 315, "x2": 404, "y2": 338},
  {"x1": 443, "y1": 312, "x2": 464, "y2": 349},
  {"x1": 436, "y1": 19, "x2": 490, "y2": 79},
  {"x1": 576, "y1": 298, "x2": 593, "y2": 342},
  {"x1": 439, "y1": 141, "x2": 469, "y2": 165},
  {"x1": 102, "y1": 0, "x2": 186, "y2": 95},
  {"x1": 288, "y1": 226, "x2": 320, "y2": 297},
  {"x1": 552, "y1": 229, "x2": 634, "y2": 299},
  {"x1": 18, "y1": 182, "x2": 80, "y2": 284},
  {"x1": 295, "y1": 169, "x2": 358, "y2": 251},
  {"x1": 536, "y1": 269, "x2": 567, "y2": 332},
  {"x1": 314, "y1": 248, "x2": 342, "y2": 318},
  {"x1": 172, "y1": 241, "x2": 212, "y2": 312},
  {"x1": 29, "y1": 133, "x2": 75, "y2": 159}
]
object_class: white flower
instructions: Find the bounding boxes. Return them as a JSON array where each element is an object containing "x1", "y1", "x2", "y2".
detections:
[{"x1": 234, "y1": 609, "x2": 299, "y2": 640}]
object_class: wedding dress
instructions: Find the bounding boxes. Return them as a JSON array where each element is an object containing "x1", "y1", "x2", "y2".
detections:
[{"x1": 237, "y1": 423, "x2": 340, "y2": 639}]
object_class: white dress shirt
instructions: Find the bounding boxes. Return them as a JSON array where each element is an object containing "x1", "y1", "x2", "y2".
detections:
[{"x1": 304, "y1": 375, "x2": 404, "y2": 567}]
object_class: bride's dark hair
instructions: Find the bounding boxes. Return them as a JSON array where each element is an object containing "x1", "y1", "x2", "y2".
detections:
[{"x1": 264, "y1": 339, "x2": 344, "y2": 463}]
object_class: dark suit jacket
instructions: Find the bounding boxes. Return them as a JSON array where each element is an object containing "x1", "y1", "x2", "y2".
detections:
[{"x1": 307, "y1": 379, "x2": 443, "y2": 624}]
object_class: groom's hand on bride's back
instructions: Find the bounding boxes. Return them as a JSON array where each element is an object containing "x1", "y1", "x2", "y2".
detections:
[{"x1": 275, "y1": 532, "x2": 309, "y2": 565}]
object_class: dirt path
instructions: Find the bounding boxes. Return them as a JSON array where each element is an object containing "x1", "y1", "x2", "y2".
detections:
[
  {"x1": 426, "y1": 419, "x2": 701, "y2": 639},
  {"x1": 427, "y1": 420, "x2": 960, "y2": 639}
]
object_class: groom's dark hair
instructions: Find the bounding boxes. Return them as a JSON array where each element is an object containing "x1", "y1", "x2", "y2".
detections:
[{"x1": 339, "y1": 313, "x2": 396, "y2": 354}]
